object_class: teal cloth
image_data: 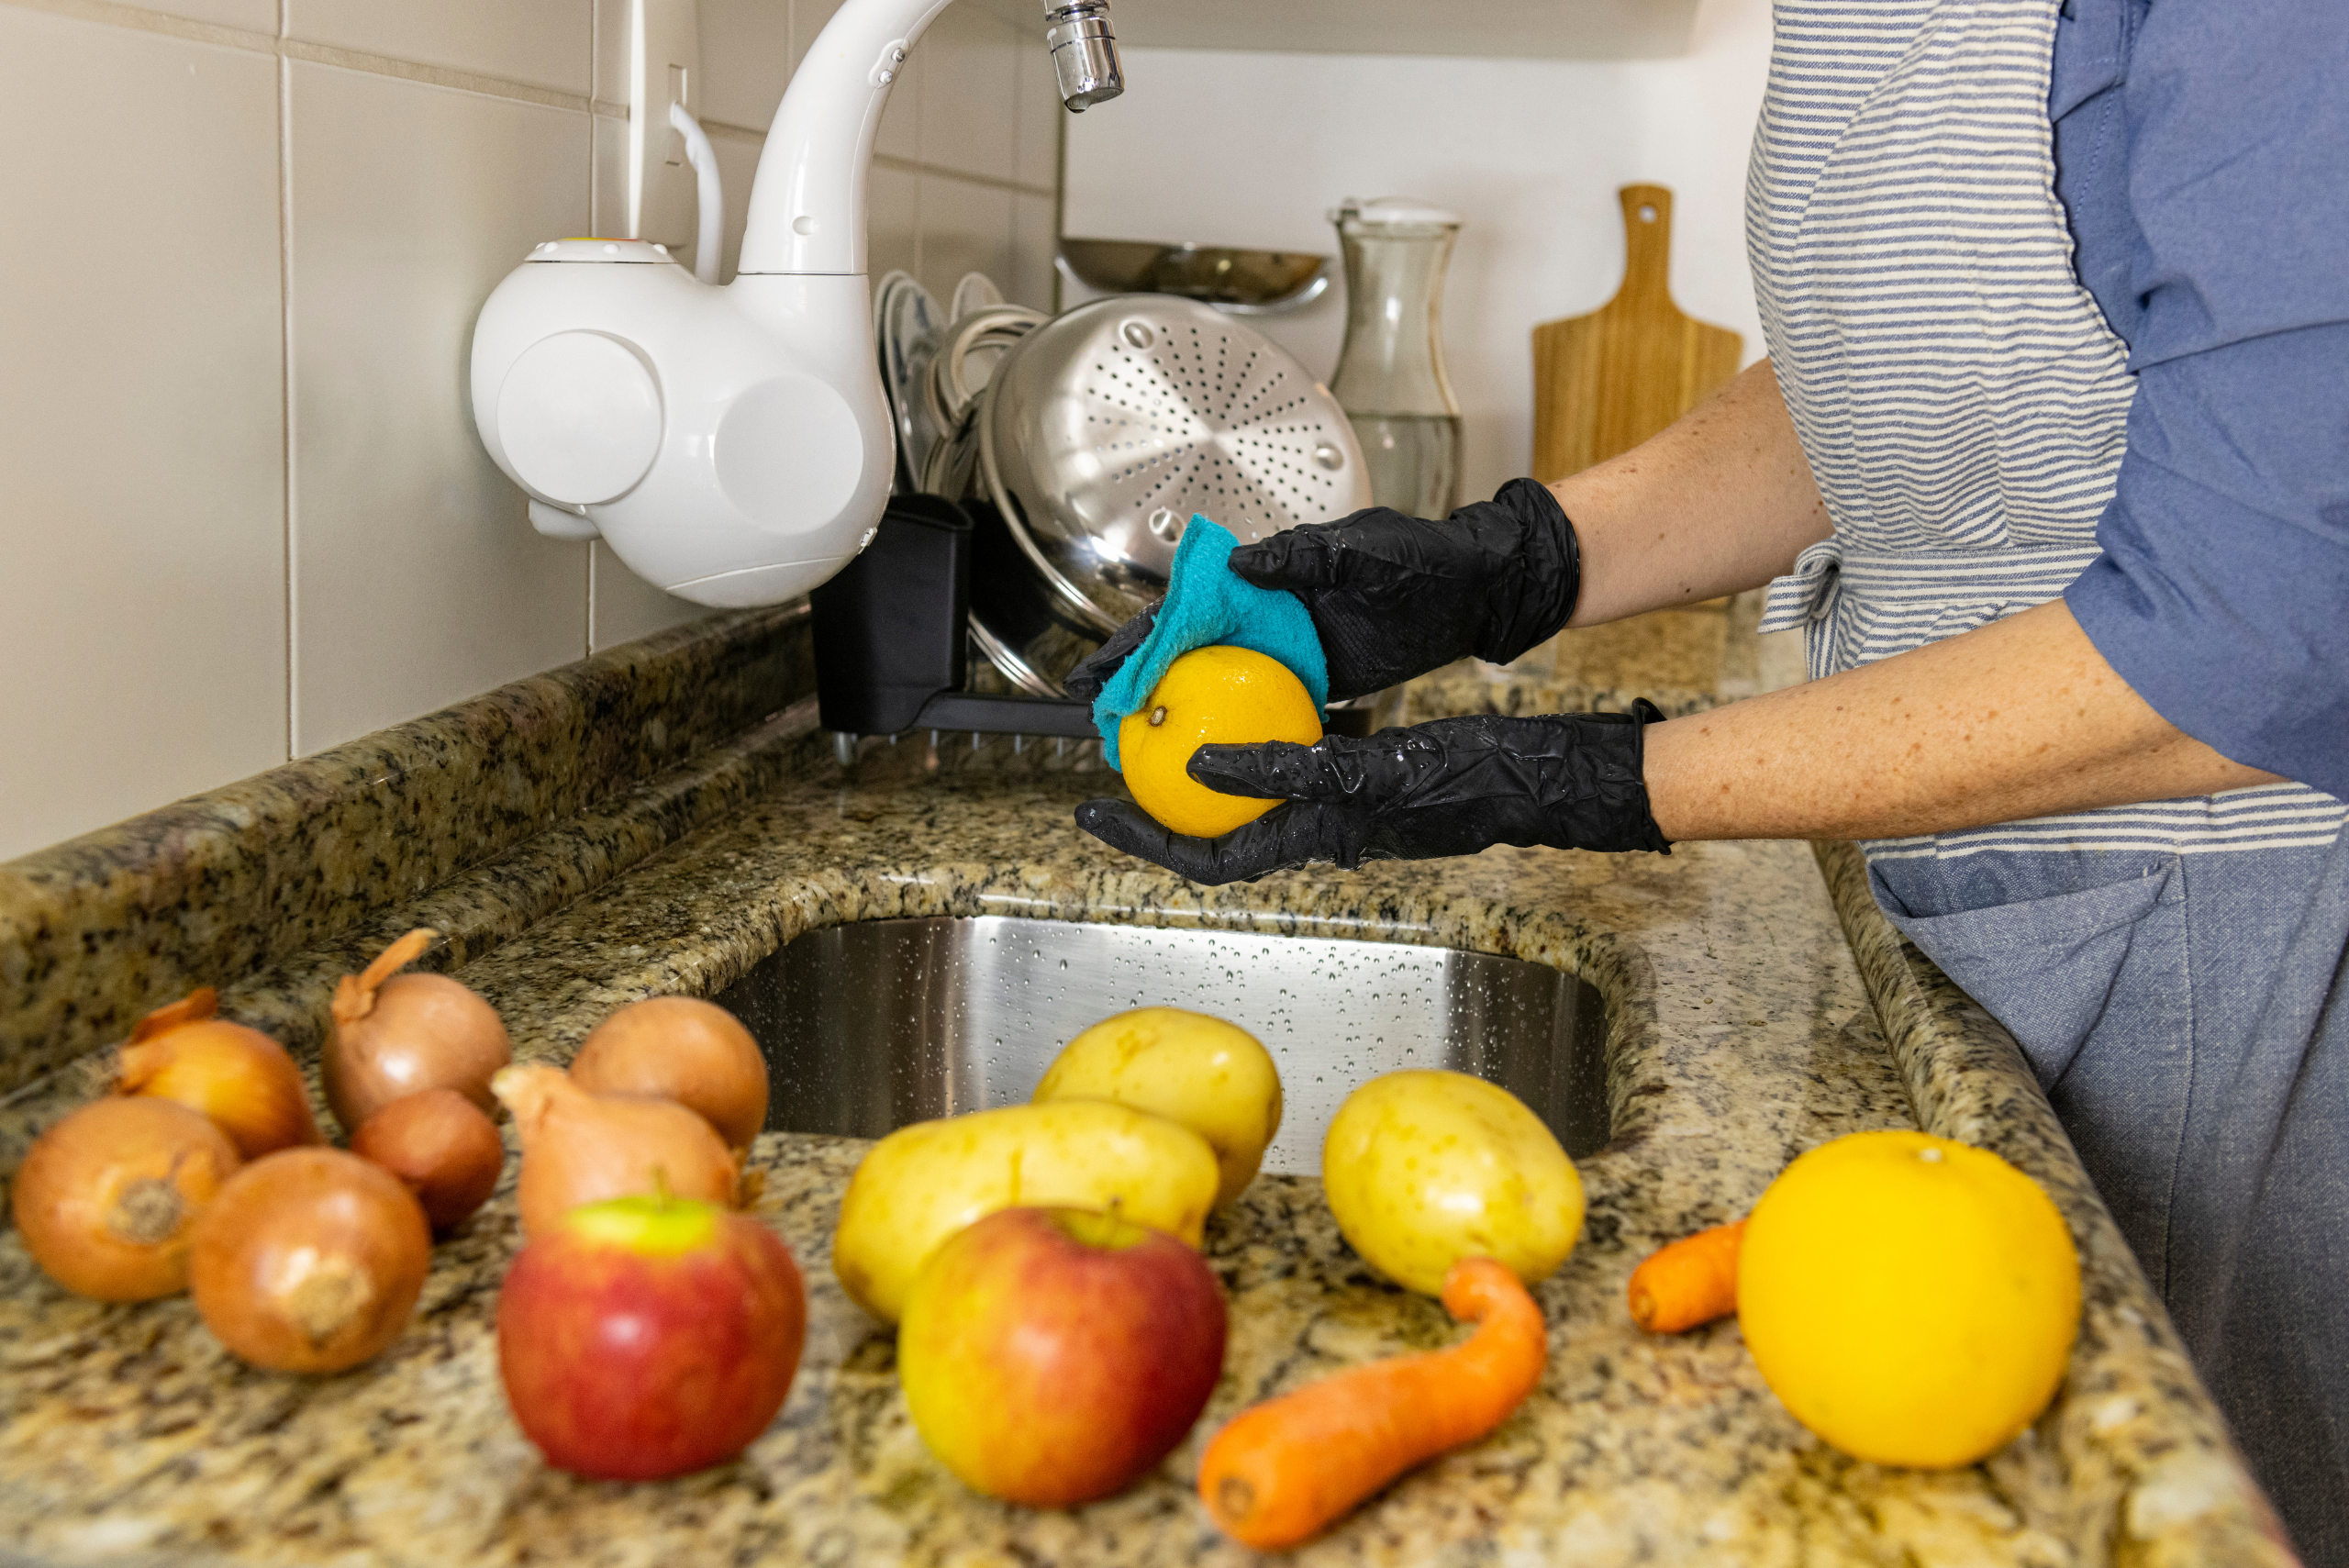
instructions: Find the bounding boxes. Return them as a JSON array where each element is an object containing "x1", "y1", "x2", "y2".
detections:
[{"x1": 1092, "y1": 517, "x2": 1328, "y2": 769}]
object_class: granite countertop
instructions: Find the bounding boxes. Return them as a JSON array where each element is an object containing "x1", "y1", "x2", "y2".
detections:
[{"x1": 0, "y1": 607, "x2": 2292, "y2": 1566}]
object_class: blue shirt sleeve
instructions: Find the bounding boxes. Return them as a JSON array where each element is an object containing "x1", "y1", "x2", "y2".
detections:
[{"x1": 2053, "y1": 0, "x2": 2349, "y2": 800}]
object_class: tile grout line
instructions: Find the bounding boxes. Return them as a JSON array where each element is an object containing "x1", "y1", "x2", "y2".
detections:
[
  {"x1": 277, "y1": 2, "x2": 297, "y2": 762},
  {"x1": 584, "y1": 0, "x2": 603, "y2": 660},
  {"x1": 0, "y1": 0, "x2": 626, "y2": 117}
]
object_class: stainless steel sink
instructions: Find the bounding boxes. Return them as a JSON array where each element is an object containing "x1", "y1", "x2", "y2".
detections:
[{"x1": 715, "y1": 917, "x2": 1609, "y2": 1168}]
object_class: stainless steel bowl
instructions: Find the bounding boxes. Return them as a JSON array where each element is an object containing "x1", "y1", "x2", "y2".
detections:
[{"x1": 974, "y1": 295, "x2": 1372, "y2": 659}]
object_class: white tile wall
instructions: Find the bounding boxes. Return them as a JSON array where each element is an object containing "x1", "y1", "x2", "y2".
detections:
[
  {"x1": 143, "y1": 0, "x2": 277, "y2": 31},
  {"x1": 287, "y1": 0, "x2": 594, "y2": 95},
  {"x1": 0, "y1": 8, "x2": 286, "y2": 862},
  {"x1": 0, "y1": 0, "x2": 1063, "y2": 857},
  {"x1": 285, "y1": 64, "x2": 595, "y2": 752},
  {"x1": 1011, "y1": 28, "x2": 1060, "y2": 195},
  {"x1": 593, "y1": 0, "x2": 632, "y2": 107},
  {"x1": 1011, "y1": 191, "x2": 1059, "y2": 313},
  {"x1": 870, "y1": 163, "x2": 924, "y2": 284},
  {"x1": 918, "y1": 172, "x2": 1016, "y2": 306},
  {"x1": 916, "y1": 6, "x2": 1016, "y2": 182},
  {"x1": 698, "y1": 0, "x2": 792, "y2": 128}
]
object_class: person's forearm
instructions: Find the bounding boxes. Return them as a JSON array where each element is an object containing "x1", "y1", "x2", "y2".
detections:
[
  {"x1": 1642, "y1": 599, "x2": 2283, "y2": 841},
  {"x1": 1553, "y1": 359, "x2": 1834, "y2": 628}
]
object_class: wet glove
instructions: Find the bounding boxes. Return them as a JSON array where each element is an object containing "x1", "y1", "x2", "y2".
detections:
[
  {"x1": 1065, "y1": 478, "x2": 1581, "y2": 706},
  {"x1": 1074, "y1": 705, "x2": 1669, "y2": 885}
]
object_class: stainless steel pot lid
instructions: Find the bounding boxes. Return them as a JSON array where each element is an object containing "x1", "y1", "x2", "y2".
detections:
[{"x1": 979, "y1": 295, "x2": 1371, "y2": 634}]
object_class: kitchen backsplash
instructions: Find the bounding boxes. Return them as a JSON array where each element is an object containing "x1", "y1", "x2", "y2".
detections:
[{"x1": 0, "y1": 0, "x2": 1060, "y2": 862}]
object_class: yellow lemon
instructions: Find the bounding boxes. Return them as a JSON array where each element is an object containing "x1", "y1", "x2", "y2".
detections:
[
  {"x1": 1736, "y1": 1129, "x2": 2080, "y2": 1468},
  {"x1": 1117, "y1": 646, "x2": 1321, "y2": 839}
]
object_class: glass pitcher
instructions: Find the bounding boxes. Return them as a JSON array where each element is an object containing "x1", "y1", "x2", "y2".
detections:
[{"x1": 1328, "y1": 197, "x2": 1463, "y2": 517}]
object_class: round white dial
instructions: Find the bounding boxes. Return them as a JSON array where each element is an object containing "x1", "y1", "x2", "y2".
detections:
[{"x1": 495, "y1": 330, "x2": 663, "y2": 506}]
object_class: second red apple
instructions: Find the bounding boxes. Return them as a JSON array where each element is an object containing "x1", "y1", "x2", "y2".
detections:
[{"x1": 896, "y1": 1205, "x2": 1228, "y2": 1507}]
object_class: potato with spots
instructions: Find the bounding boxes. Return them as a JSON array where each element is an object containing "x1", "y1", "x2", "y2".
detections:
[
  {"x1": 1321, "y1": 1070, "x2": 1585, "y2": 1296},
  {"x1": 1033, "y1": 1007, "x2": 1283, "y2": 1207},
  {"x1": 831, "y1": 1100, "x2": 1219, "y2": 1323}
]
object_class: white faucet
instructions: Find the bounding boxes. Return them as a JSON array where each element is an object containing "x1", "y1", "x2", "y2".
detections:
[{"x1": 469, "y1": 0, "x2": 1122, "y2": 608}]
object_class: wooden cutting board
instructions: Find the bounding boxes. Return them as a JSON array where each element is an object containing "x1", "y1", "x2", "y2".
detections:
[{"x1": 1531, "y1": 183, "x2": 1742, "y2": 482}]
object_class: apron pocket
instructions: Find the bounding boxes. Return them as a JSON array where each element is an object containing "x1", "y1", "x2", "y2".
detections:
[{"x1": 1869, "y1": 858, "x2": 2178, "y2": 1091}]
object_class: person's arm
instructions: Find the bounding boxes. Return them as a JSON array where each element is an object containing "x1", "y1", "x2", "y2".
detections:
[
  {"x1": 1553, "y1": 358, "x2": 1834, "y2": 627},
  {"x1": 1642, "y1": 596, "x2": 2282, "y2": 841},
  {"x1": 1074, "y1": 583, "x2": 2283, "y2": 884}
]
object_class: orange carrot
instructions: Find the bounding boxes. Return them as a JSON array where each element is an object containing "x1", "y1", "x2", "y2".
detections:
[
  {"x1": 1626, "y1": 1219, "x2": 1745, "y2": 1332},
  {"x1": 1196, "y1": 1256, "x2": 1546, "y2": 1551}
]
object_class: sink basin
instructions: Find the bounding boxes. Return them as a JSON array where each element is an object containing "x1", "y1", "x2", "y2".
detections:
[{"x1": 715, "y1": 917, "x2": 1609, "y2": 1169}]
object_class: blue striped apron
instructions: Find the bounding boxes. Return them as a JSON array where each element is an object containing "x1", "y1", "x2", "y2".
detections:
[{"x1": 1745, "y1": 0, "x2": 2349, "y2": 1551}]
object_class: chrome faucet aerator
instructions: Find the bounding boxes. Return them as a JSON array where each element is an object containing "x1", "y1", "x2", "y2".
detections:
[{"x1": 1044, "y1": 0, "x2": 1122, "y2": 111}]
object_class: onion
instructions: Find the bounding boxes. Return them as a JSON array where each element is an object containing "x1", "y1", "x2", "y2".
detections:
[
  {"x1": 491, "y1": 1062, "x2": 739, "y2": 1238},
  {"x1": 188, "y1": 1148, "x2": 430, "y2": 1373},
  {"x1": 569, "y1": 996, "x2": 770, "y2": 1151},
  {"x1": 115, "y1": 986, "x2": 323, "y2": 1158},
  {"x1": 13, "y1": 1097, "x2": 242, "y2": 1301},
  {"x1": 349, "y1": 1089, "x2": 506, "y2": 1232},
  {"x1": 325, "y1": 929, "x2": 511, "y2": 1135}
]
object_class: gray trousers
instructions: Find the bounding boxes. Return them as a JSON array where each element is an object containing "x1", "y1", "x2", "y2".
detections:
[{"x1": 1872, "y1": 835, "x2": 2349, "y2": 1566}]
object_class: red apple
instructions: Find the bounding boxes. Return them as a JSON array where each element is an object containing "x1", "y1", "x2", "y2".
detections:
[
  {"x1": 897, "y1": 1205, "x2": 1227, "y2": 1507},
  {"x1": 496, "y1": 1193, "x2": 805, "y2": 1480}
]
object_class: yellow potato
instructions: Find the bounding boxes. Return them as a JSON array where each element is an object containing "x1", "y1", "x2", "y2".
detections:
[
  {"x1": 1321, "y1": 1069, "x2": 1585, "y2": 1296},
  {"x1": 1033, "y1": 1006, "x2": 1284, "y2": 1207},
  {"x1": 831, "y1": 1100, "x2": 1220, "y2": 1322}
]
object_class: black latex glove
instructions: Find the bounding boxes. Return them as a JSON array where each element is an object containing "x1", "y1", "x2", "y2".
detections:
[
  {"x1": 1063, "y1": 599, "x2": 1159, "y2": 705},
  {"x1": 1074, "y1": 704, "x2": 1669, "y2": 885},
  {"x1": 1063, "y1": 479, "x2": 1580, "y2": 706}
]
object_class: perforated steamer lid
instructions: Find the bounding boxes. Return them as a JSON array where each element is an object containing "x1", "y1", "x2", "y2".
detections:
[{"x1": 980, "y1": 295, "x2": 1372, "y2": 634}]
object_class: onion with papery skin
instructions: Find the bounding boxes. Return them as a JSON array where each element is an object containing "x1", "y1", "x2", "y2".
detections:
[
  {"x1": 115, "y1": 987, "x2": 323, "y2": 1158},
  {"x1": 350, "y1": 1089, "x2": 506, "y2": 1232},
  {"x1": 14, "y1": 1097, "x2": 242, "y2": 1301},
  {"x1": 189, "y1": 1148, "x2": 430, "y2": 1373},
  {"x1": 325, "y1": 929, "x2": 511, "y2": 1135},
  {"x1": 491, "y1": 1062, "x2": 739, "y2": 1238},
  {"x1": 570, "y1": 996, "x2": 770, "y2": 1151}
]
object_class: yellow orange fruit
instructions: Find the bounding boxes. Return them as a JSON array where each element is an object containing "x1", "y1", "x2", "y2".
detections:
[
  {"x1": 1117, "y1": 646, "x2": 1321, "y2": 839},
  {"x1": 1735, "y1": 1129, "x2": 2080, "y2": 1468}
]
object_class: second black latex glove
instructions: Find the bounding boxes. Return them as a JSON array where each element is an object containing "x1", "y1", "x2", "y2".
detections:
[
  {"x1": 1074, "y1": 705, "x2": 1668, "y2": 885},
  {"x1": 1063, "y1": 479, "x2": 1579, "y2": 706}
]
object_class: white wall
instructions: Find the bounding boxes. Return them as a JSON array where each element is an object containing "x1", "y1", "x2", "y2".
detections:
[
  {"x1": 1062, "y1": 0, "x2": 1773, "y2": 505},
  {"x1": 0, "y1": 0, "x2": 1060, "y2": 862}
]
